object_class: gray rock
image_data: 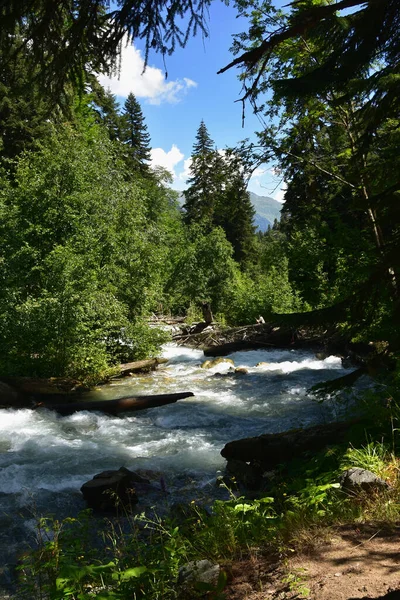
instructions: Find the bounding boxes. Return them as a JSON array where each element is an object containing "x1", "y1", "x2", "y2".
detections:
[
  {"x1": 340, "y1": 468, "x2": 390, "y2": 493},
  {"x1": 178, "y1": 559, "x2": 220, "y2": 588}
]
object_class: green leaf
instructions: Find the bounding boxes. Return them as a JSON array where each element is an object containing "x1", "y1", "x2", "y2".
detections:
[{"x1": 112, "y1": 566, "x2": 147, "y2": 581}]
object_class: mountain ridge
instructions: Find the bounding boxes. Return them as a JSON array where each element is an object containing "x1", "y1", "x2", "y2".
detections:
[
  {"x1": 249, "y1": 191, "x2": 282, "y2": 232},
  {"x1": 176, "y1": 190, "x2": 282, "y2": 233}
]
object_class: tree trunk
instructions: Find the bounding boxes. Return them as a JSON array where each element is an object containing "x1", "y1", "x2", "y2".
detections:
[{"x1": 36, "y1": 392, "x2": 194, "y2": 416}]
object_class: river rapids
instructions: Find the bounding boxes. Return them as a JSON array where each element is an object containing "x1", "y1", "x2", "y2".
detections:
[{"x1": 0, "y1": 343, "x2": 354, "y2": 581}]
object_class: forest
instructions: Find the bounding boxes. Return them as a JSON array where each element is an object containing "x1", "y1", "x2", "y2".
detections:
[
  {"x1": 1, "y1": 0, "x2": 400, "y2": 598},
  {"x1": 1, "y1": 0, "x2": 398, "y2": 385}
]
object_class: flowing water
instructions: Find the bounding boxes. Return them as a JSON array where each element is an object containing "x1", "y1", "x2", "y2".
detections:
[{"x1": 0, "y1": 344, "x2": 354, "y2": 583}]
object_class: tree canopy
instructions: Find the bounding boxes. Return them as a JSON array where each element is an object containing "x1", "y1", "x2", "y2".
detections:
[{"x1": 0, "y1": 0, "x2": 212, "y2": 97}]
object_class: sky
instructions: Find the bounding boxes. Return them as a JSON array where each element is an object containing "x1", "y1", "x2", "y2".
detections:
[{"x1": 99, "y1": 1, "x2": 286, "y2": 199}]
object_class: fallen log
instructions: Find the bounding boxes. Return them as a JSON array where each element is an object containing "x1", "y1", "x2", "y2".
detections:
[
  {"x1": 36, "y1": 392, "x2": 195, "y2": 416},
  {"x1": 221, "y1": 418, "x2": 365, "y2": 468},
  {"x1": 119, "y1": 357, "x2": 168, "y2": 376}
]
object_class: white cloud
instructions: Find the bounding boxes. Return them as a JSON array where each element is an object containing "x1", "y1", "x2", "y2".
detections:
[
  {"x1": 150, "y1": 145, "x2": 184, "y2": 178},
  {"x1": 251, "y1": 166, "x2": 267, "y2": 179},
  {"x1": 179, "y1": 157, "x2": 193, "y2": 181},
  {"x1": 273, "y1": 184, "x2": 287, "y2": 203},
  {"x1": 98, "y1": 42, "x2": 197, "y2": 104}
]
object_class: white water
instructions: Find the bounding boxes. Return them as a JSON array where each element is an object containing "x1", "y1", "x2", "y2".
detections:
[{"x1": 0, "y1": 344, "x2": 352, "y2": 570}]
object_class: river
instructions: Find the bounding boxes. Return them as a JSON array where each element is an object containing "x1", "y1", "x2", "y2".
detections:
[{"x1": 0, "y1": 343, "x2": 353, "y2": 588}]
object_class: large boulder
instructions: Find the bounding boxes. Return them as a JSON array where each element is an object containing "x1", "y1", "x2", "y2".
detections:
[
  {"x1": 221, "y1": 420, "x2": 359, "y2": 468},
  {"x1": 81, "y1": 467, "x2": 150, "y2": 512},
  {"x1": 225, "y1": 459, "x2": 262, "y2": 490}
]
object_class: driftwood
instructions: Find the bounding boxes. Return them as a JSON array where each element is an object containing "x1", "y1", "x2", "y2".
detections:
[
  {"x1": 119, "y1": 358, "x2": 168, "y2": 376},
  {"x1": 36, "y1": 392, "x2": 194, "y2": 416}
]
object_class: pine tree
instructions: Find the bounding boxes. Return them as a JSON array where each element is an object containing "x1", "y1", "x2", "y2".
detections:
[
  {"x1": 183, "y1": 120, "x2": 217, "y2": 227},
  {"x1": 90, "y1": 80, "x2": 122, "y2": 142},
  {"x1": 214, "y1": 151, "x2": 256, "y2": 268},
  {"x1": 119, "y1": 92, "x2": 152, "y2": 175}
]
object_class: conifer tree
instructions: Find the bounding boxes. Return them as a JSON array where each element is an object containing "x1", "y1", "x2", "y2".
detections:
[
  {"x1": 214, "y1": 151, "x2": 256, "y2": 268},
  {"x1": 183, "y1": 120, "x2": 217, "y2": 227},
  {"x1": 90, "y1": 81, "x2": 122, "y2": 142},
  {"x1": 119, "y1": 92, "x2": 152, "y2": 175},
  {"x1": 0, "y1": 36, "x2": 55, "y2": 164}
]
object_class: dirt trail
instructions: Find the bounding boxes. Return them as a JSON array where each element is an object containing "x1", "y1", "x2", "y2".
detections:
[{"x1": 224, "y1": 525, "x2": 400, "y2": 600}]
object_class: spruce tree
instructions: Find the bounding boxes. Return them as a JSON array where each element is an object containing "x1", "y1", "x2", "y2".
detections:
[
  {"x1": 183, "y1": 120, "x2": 217, "y2": 227},
  {"x1": 119, "y1": 92, "x2": 152, "y2": 175},
  {"x1": 214, "y1": 151, "x2": 256, "y2": 268}
]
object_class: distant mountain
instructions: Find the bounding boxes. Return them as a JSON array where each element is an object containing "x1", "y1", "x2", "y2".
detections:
[
  {"x1": 176, "y1": 190, "x2": 282, "y2": 233},
  {"x1": 249, "y1": 192, "x2": 282, "y2": 232}
]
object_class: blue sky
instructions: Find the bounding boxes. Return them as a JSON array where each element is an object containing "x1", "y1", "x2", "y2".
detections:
[{"x1": 99, "y1": 1, "x2": 286, "y2": 199}]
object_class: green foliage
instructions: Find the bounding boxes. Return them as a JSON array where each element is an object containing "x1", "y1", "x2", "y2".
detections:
[
  {"x1": 0, "y1": 119, "x2": 171, "y2": 380},
  {"x1": 286, "y1": 480, "x2": 341, "y2": 518},
  {"x1": 183, "y1": 120, "x2": 218, "y2": 228},
  {"x1": 18, "y1": 510, "x2": 189, "y2": 600},
  {"x1": 0, "y1": 33, "x2": 55, "y2": 165},
  {"x1": 341, "y1": 442, "x2": 392, "y2": 480},
  {"x1": 282, "y1": 569, "x2": 310, "y2": 599},
  {"x1": 165, "y1": 224, "x2": 238, "y2": 315},
  {"x1": 213, "y1": 150, "x2": 257, "y2": 269},
  {"x1": 224, "y1": 261, "x2": 304, "y2": 325},
  {"x1": 185, "y1": 302, "x2": 204, "y2": 324},
  {"x1": 183, "y1": 123, "x2": 257, "y2": 270},
  {"x1": 230, "y1": 0, "x2": 400, "y2": 343}
]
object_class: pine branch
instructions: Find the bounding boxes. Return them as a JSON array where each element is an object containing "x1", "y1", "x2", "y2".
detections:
[{"x1": 217, "y1": 0, "x2": 367, "y2": 76}]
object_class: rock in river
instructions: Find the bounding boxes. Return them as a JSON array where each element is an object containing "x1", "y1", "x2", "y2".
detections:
[{"x1": 81, "y1": 467, "x2": 150, "y2": 512}]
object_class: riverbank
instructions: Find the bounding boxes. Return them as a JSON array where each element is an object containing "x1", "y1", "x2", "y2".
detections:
[{"x1": 15, "y1": 413, "x2": 400, "y2": 600}]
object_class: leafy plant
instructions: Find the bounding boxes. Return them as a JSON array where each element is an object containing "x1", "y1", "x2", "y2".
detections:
[{"x1": 282, "y1": 568, "x2": 310, "y2": 598}]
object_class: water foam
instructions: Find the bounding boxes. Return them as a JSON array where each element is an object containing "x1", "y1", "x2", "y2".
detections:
[{"x1": 0, "y1": 344, "x2": 354, "y2": 566}]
